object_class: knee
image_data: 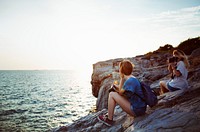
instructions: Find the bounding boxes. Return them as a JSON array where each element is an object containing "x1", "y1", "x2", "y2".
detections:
[
  {"x1": 109, "y1": 91, "x2": 118, "y2": 98},
  {"x1": 159, "y1": 81, "x2": 165, "y2": 86}
]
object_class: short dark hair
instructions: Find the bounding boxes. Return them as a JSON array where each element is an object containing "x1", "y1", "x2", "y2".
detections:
[{"x1": 120, "y1": 60, "x2": 134, "y2": 75}]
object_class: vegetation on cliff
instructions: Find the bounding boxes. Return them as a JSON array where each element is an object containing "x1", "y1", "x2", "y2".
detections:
[{"x1": 144, "y1": 36, "x2": 200, "y2": 60}]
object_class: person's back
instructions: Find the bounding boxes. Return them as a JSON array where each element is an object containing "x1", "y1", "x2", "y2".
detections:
[{"x1": 123, "y1": 77, "x2": 146, "y2": 115}]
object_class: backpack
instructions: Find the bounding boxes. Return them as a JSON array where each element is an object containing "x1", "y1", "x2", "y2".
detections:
[{"x1": 135, "y1": 81, "x2": 158, "y2": 107}]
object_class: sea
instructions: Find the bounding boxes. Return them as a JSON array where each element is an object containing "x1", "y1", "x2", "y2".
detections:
[{"x1": 0, "y1": 70, "x2": 96, "y2": 132}]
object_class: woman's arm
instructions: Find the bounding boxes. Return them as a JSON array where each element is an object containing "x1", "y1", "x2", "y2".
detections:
[
  {"x1": 173, "y1": 69, "x2": 181, "y2": 77},
  {"x1": 118, "y1": 75, "x2": 125, "y2": 95},
  {"x1": 171, "y1": 65, "x2": 182, "y2": 77},
  {"x1": 168, "y1": 64, "x2": 173, "y2": 73}
]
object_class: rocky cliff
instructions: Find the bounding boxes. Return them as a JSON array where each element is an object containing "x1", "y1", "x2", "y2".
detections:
[{"x1": 51, "y1": 37, "x2": 200, "y2": 132}]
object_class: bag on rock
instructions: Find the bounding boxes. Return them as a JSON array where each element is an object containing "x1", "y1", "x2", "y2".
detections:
[{"x1": 135, "y1": 81, "x2": 158, "y2": 108}]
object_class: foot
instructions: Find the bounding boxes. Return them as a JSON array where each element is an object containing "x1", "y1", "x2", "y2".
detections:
[{"x1": 97, "y1": 114, "x2": 114, "y2": 126}]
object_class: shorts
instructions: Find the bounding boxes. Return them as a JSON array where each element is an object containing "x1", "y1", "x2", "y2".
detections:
[
  {"x1": 130, "y1": 106, "x2": 146, "y2": 117},
  {"x1": 167, "y1": 82, "x2": 180, "y2": 92}
]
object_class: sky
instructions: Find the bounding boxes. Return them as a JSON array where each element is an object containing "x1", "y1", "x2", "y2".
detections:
[{"x1": 0, "y1": 0, "x2": 200, "y2": 70}]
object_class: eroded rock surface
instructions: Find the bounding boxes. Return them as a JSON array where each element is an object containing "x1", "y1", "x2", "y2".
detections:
[
  {"x1": 51, "y1": 39, "x2": 200, "y2": 132},
  {"x1": 51, "y1": 87, "x2": 200, "y2": 132}
]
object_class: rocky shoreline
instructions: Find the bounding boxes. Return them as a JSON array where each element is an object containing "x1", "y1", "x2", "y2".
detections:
[{"x1": 51, "y1": 37, "x2": 200, "y2": 132}]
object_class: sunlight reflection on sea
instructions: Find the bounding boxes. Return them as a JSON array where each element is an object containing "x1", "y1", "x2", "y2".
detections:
[{"x1": 0, "y1": 70, "x2": 96, "y2": 131}]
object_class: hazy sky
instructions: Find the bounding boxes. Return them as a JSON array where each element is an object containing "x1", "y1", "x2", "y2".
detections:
[{"x1": 0, "y1": 0, "x2": 200, "y2": 70}]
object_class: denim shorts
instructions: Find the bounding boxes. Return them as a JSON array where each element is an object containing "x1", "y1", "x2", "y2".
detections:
[
  {"x1": 130, "y1": 106, "x2": 146, "y2": 117},
  {"x1": 167, "y1": 82, "x2": 180, "y2": 92}
]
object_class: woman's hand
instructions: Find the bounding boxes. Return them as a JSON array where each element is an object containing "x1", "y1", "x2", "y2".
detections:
[
  {"x1": 171, "y1": 63, "x2": 177, "y2": 70},
  {"x1": 168, "y1": 63, "x2": 176, "y2": 72},
  {"x1": 171, "y1": 64, "x2": 176, "y2": 70},
  {"x1": 170, "y1": 63, "x2": 181, "y2": 77},
  {"x1": 120, "y1": 72, "x2": 124, "y2": 79},
  {"x1": 113, "y1": 84, "x2": 119, "y2": 92}
]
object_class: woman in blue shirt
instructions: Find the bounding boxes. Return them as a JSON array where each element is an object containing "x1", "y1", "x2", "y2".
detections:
[{"x1": 98, "y1": 60, "x2": 147, "y2": 126}]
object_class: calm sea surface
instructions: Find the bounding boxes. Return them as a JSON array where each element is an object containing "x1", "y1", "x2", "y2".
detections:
[{"x1": 0, "y1": 70, "x2": 96, "y2": 131}]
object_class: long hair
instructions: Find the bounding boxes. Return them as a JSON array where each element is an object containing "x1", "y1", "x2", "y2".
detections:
[{"x1": 173, "y1": 49, "x2": 190, "y2": 69}]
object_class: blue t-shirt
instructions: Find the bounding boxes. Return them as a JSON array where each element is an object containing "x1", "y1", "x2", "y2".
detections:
[{"x1": 122, "y1": 77, "x2": 146, "y2": 109}]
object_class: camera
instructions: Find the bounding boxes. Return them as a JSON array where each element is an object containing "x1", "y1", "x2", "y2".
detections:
[{"x1": 168, "y1": 56, "x2": 178, "y2": 63}]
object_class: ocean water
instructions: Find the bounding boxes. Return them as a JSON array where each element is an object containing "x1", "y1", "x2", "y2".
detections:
[{"x1": 0, "y1": 70, "x2": 96, "y2": 132}]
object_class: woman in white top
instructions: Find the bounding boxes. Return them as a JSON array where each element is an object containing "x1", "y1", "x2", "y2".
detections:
[{"x1": 160, "y1": 49, "x2": 190, "y2": 94}]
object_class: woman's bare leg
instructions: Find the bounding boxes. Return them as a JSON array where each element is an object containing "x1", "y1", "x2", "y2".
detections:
[
  {"x1": 159, "y1": 81, "x2": 169, "y2": 94},
  {"x1": 108, "y1": 92, "x2": 134, "y2": 120}
]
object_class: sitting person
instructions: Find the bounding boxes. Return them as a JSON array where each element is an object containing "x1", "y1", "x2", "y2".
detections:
[
  {"x1": 97, "y1": 60, "x2": 147, "y2": 126},
  {"x1": 160, "y1": 49, "x2": 190, "y2": 94}
]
